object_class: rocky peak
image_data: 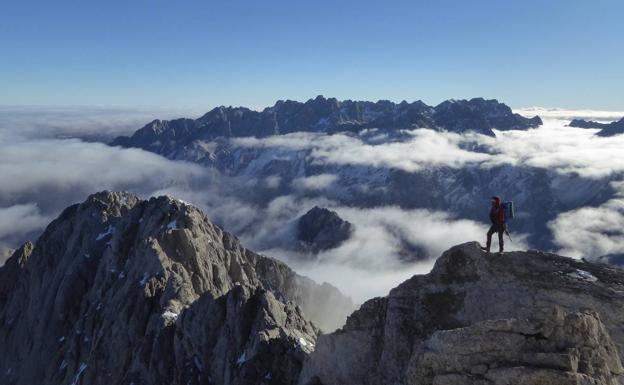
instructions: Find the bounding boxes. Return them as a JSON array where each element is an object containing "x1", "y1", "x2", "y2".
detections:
[
  {"x1": 569, "y1": 117, "x2": 624, "y2": 137},
  {"x1": 300, "y1": 242, "x2": 624, "y2": 385},
  {"x1": 296, "y1": 207, "x2": 354, "y2": 253},
  {"x1": 0, "y1": 191, "x2": 353, "y2": 385},
  {"x1": 433, "y1": 98, "x2": 542, "y2": 135}
]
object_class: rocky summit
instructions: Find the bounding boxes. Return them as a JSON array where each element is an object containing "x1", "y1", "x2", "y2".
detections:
[
  {"x1": 299, "y1": 242, "x2": 624, "y2": 385},
  {"x1": 0, "y1": 191, "x2": 354, "y2": 385},
  {"x1": 296, "y1": 206, "x2": 354, "y2": 254}
]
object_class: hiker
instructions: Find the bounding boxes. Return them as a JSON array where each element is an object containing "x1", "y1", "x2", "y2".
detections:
[{"x1": 482, "y1": 196, "x2": 506, "y2": 253}]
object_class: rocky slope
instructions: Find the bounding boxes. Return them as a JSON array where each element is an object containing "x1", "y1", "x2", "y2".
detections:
[
  {"x1": 299, "y1": 242, "x2": 624, "y2": 385},
  {"x1": 111, "y1": 96, "x2": 541, "y2": 152},
  {"x1": 569, "y1": 117, "x2": 624, "y2": 136},
  {"x1": 0, "y1": 191, "x2": 354, "y2": 385}
]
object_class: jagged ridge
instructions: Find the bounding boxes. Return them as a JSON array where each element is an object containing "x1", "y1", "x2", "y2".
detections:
[
  {"x1": 0, "y1": 191, "x2": 353, "y2": 385},
  {"x1": 111, "y1": 96, "x2": 542, "y2": 154}
]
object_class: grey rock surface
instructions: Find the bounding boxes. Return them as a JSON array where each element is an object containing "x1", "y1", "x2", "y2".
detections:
[
  {"x1": 299, "y1": 242, "x2": 624, "y2": 385},
  {"x1": 0, "y1": 191, "x2": 353, "y2": 385}
]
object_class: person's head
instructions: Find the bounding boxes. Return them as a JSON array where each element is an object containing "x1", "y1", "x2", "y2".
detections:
[{"x1": 491, "y1": 196, "x2": 501, "y2": 207}]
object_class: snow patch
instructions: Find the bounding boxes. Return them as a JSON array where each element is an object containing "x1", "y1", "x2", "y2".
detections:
[
  {"x1": 166, "y1": 220, "x2": 178, "y2": 230},
  {"x1": 162, "y1": 310, "x2": 179, "y2": 322},
  {"x1": 70, "y1": 363, "x2": 87, "y2": 385},
  {"x1": 95, "y1": 224, "x2": 114, "y2": 241},
  {"x1": 139, "y1": 272, "x2": 150, "y2": 286},
  {"x1": 567, "y1": 269, "x2": 598, "y2": 282},
  {"x1": 236, "y1": 351, "x2": 247, "y2": 365}
]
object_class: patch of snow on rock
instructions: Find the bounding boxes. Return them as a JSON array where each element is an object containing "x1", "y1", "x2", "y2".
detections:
[
  {"x1": 567, "y1": 269, "x2": 598, "y2": 282},
  {"x1": 95, "y1": 224, "x2": 114, "y2": 241}
]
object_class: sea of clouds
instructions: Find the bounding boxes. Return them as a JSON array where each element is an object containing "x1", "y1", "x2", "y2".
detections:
[{"x1": 0, "y1": 105, "x2": 623, "y2": 303}]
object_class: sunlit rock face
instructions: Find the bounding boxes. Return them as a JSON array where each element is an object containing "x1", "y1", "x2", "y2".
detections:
[{"x1": 0, "y1": 191, "x2": 353, "y2": 385}]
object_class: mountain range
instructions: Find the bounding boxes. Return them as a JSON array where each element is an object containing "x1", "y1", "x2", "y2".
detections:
[
  {"x1": 112, "y1": 96, "x2": 542, "y2": 152},
  {"x1": 108, "y1": 96, "x2": 619, "y2": 255}
]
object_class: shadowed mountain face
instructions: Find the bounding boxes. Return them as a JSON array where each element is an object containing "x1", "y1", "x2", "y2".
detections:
[
  {"x1": 111, "y1": 96, "x2": 542, "y2": 152},
  {"x1": 569, "y1": 117, "x2": 624, "y2": 137},
  {"x1": 296, "y1": 207, "x2": 354, "y2": 254},
  {"x1": 0, "y1": 191, "x2": 354, "y2": 385}
]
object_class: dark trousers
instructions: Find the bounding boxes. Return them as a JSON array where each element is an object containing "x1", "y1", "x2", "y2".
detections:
[{"x1": 486, "y1": 224, "x2": 505, "y2": 252}]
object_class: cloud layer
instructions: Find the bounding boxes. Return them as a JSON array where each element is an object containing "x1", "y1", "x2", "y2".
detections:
[
  {"x1": 0, "y1": 105, "x2": 199, "y2": 141},
  {"x1": 550, "y1": 181, "x2": 624, "y2": 258},
  {"x1": 233, "y1": 119, "x2": 624, "y2": 180}
]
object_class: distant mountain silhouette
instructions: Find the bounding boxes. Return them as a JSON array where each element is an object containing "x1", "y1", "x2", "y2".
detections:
[{"x1": 112, "y1": 96, "x2": 542, "y2": 153}]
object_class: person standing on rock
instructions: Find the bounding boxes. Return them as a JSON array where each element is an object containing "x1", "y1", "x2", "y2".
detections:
[{"x1": 482, "y1": 196, "x2": 506, "y2": 253}]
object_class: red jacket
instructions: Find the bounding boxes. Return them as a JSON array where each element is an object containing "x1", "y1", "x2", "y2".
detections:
[{"x1": 489, "y1": 197, "x2": 506, "y2": 225}]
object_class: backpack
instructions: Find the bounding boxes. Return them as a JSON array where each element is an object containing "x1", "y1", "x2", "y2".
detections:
[{"x1": 502, "y1": 201, "x2": 515, "y2": 220}]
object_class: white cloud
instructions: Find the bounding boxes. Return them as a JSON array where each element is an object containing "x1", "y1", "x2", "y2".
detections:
[
  {"x1": 550, "y1": 182, "x2": 624, "y2": 258},
  {"x1": 0, "y1": 203, "x2": 49, "y2": 240},
  {"x1": 309, "y1": 129, "x2": 491, "y2": 172},
  {"x1": 0, "y1": 138, "x2": 206, "y2": 199},
  {"x1": 515, "y1": 107, "x2": 624, "y2": 122},
  {"x1": 0, "y1": 105, "x2": 198, "y2": 141},
  {"x1": 292, "y1": 174, "x2": 338, "y2": 190},
  {"x1": 230, "y1": 117, "x2": 624, "y2": 179},
  {"x1": 481, "y1": 120, "x2": 624, "y2": 178},
  {"x1": 263, "y1": 175, "x2": 282, "y2": 188}
]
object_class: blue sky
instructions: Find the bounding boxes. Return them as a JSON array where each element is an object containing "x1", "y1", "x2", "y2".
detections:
[{"x1": 1, "y1": 0, "x2": 623, "y2": 110}]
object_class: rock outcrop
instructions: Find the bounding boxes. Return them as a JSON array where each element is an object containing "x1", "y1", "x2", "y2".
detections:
[
  {"x1": 299, "y1": 242, "x2": 624, "y2": 385},
  {"x1": 0, "y1": 191, "x2": 353, "y2": 385},
  {"x1": 111, "y1": 96, "x2": 541, "y2": 153},
  {"x1": 296, "y1": 207, "x2": 354, "y2": 253},
  {"x1": 569, "y1": 117, "x2": 624, "y2": 137}
]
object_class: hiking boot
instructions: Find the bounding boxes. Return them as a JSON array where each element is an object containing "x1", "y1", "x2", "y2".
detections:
[{"x1": 480, "y1": 246, "x2": 490, "y2": 253}]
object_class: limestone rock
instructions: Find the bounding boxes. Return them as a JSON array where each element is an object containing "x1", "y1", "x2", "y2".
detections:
[
  {"x1": 0, "y1": 191, "x2": 352, "y2": 385},
  {"x1": 299, "y1": 242, "x2": 624, "y2": 385}
]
